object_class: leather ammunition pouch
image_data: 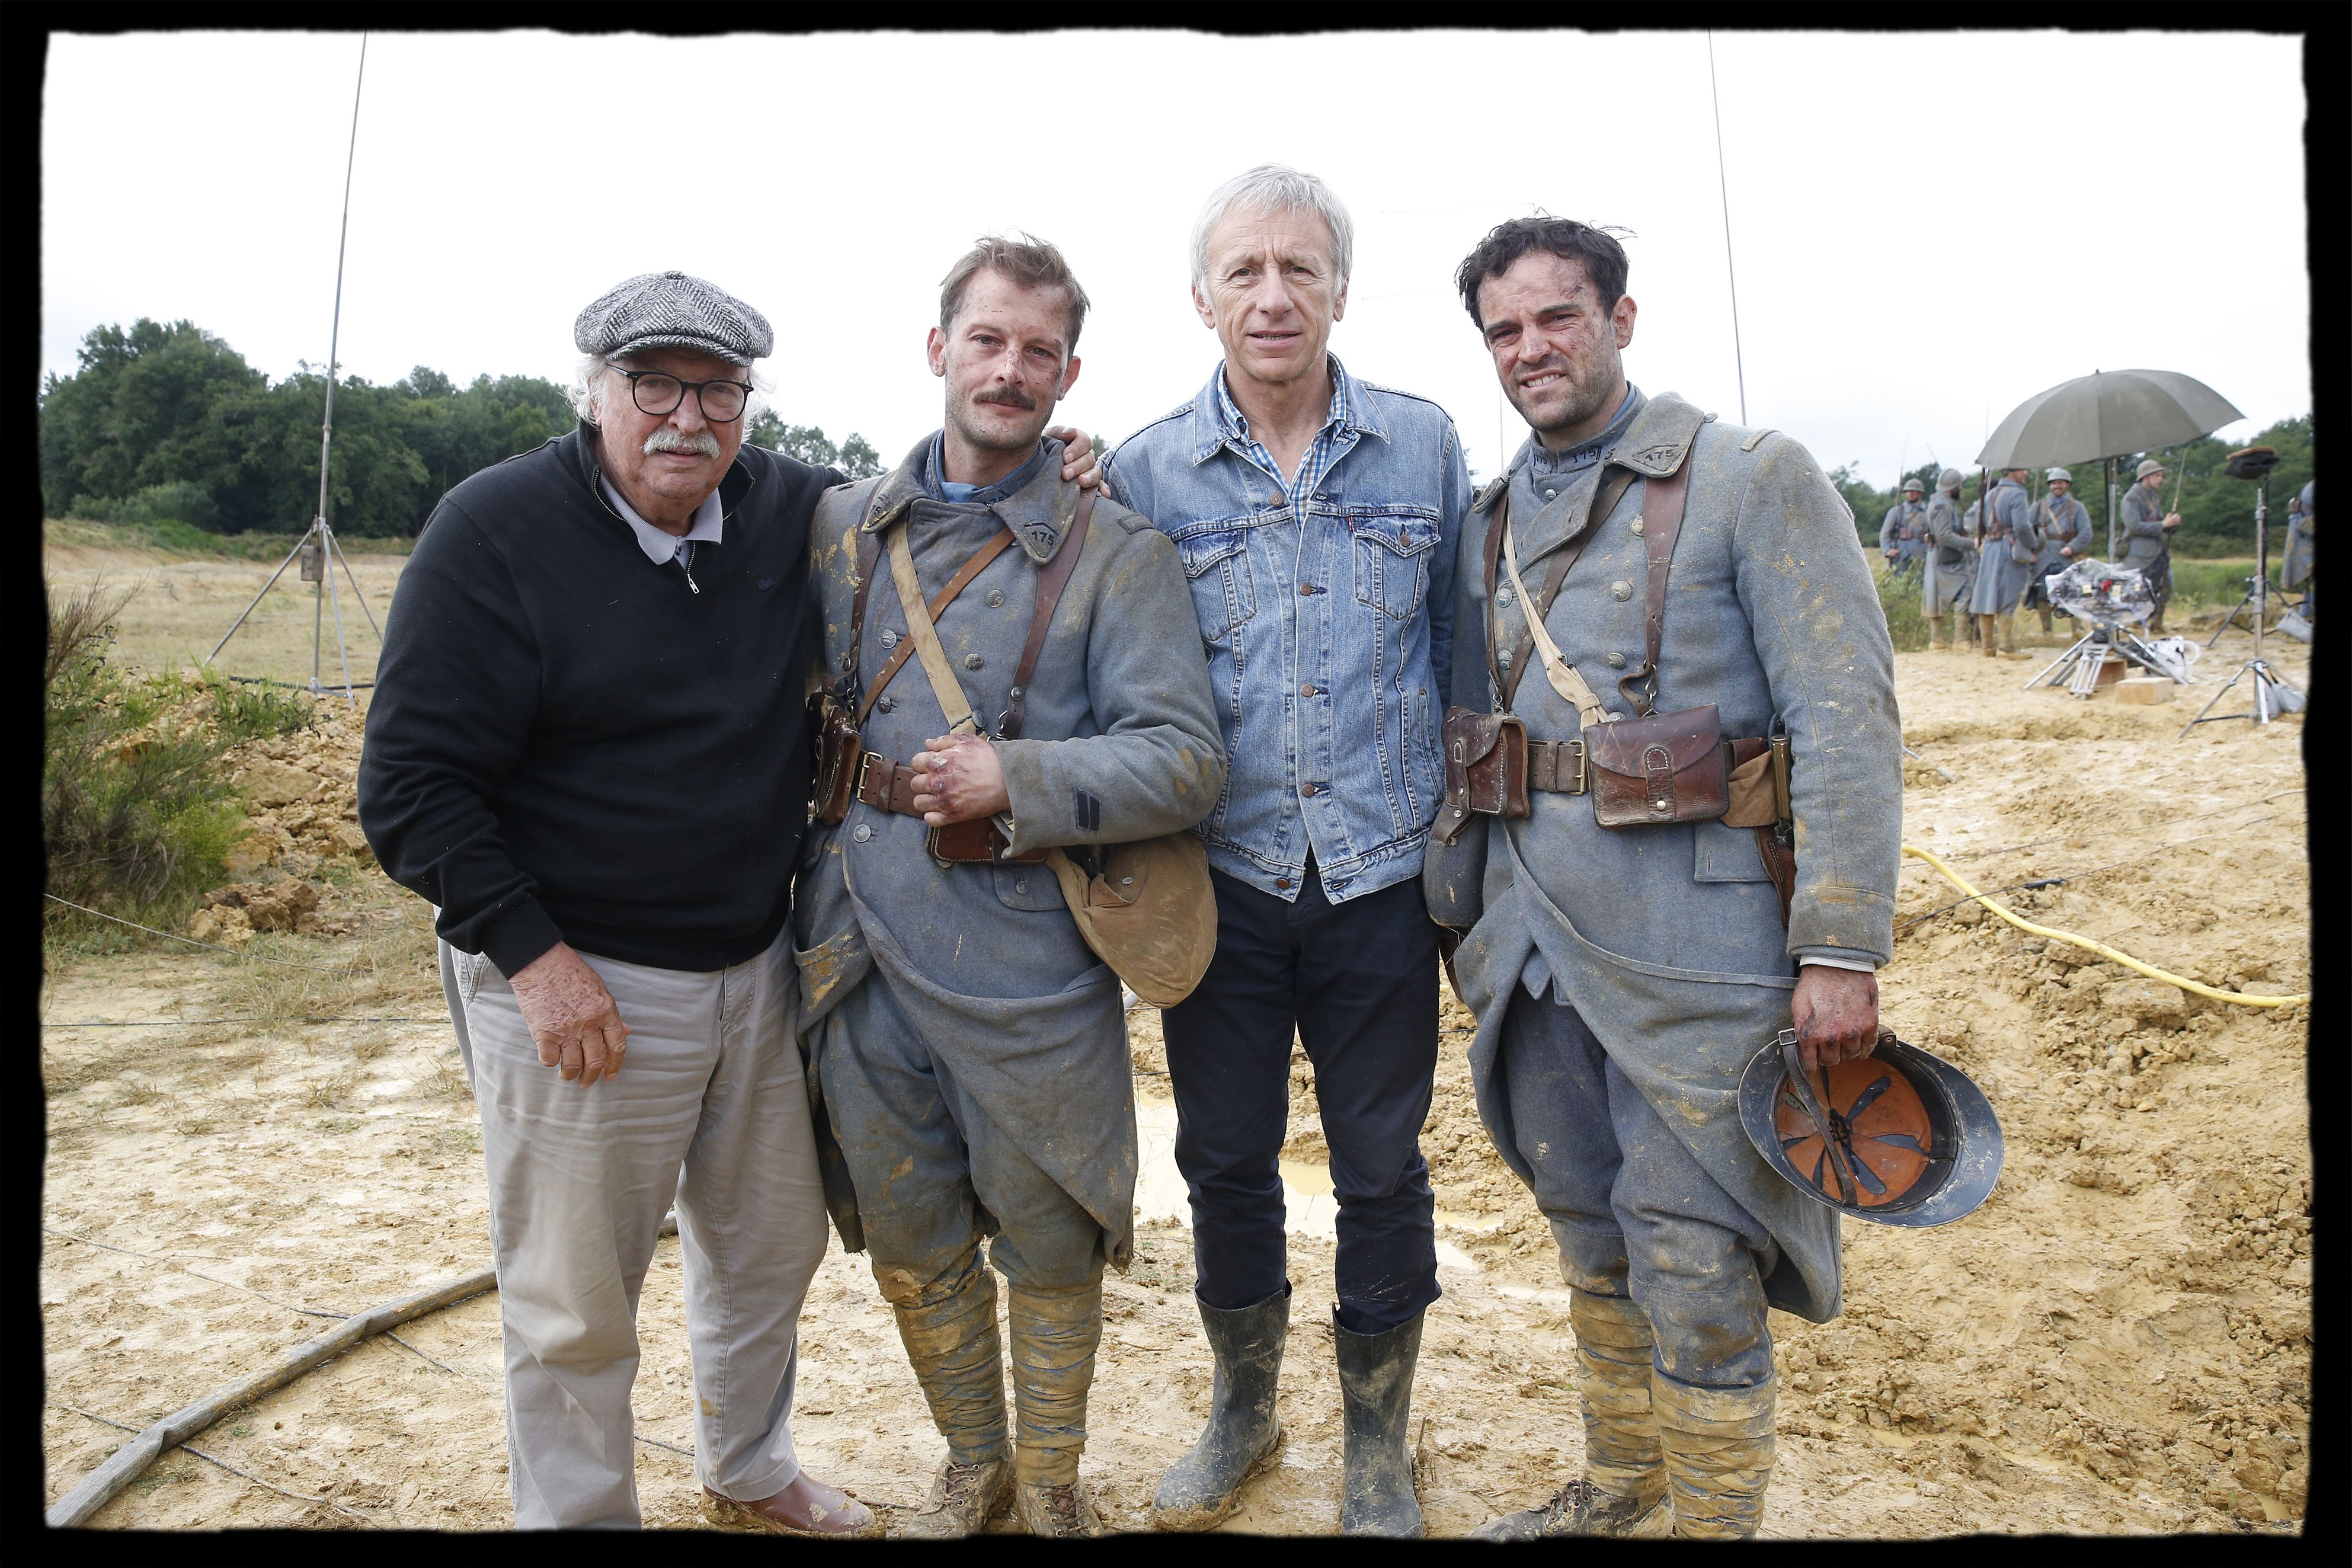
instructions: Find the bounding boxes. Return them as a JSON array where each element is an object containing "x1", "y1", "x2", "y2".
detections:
[
  {"x1": 1437, "y1": 710, "x2": 1528, "y2": 842},
  {"x1": 1585, "y1": 703, "x2": 1730, "y2": 827}
]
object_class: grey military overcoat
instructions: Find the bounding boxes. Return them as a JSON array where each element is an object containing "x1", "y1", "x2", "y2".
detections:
[
  {"x1": 1969, "y1": 478, "x2": 2041, "y2": 614},
  {"x1": 2117, "y1": 482, "x2": 2174, "y2": 598},
  {"x1": 1426, "y1": 391, "x2": 1903, "y2": 1324},
  {"x1": 792, "y1": 438, "x2": 1226, "y2": 1268},
  {"x1": 1921, "y1": 490, "x2": 1975, "y2": 614},
  {"x1": 2034, "y1": 492, "x2": 2091, "y2": 578}
]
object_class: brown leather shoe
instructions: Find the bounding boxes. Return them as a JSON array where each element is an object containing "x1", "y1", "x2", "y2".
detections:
[
  {"x1": 898, "y1": 1457, "x2": 1013, "y2": 1539},
  {"x1": 703, "y1": 1474, "x2": 881, "y2": 1538},
  {"x1": 1013, "y1": 1476, "x2": 1103, "y2": 1537}
]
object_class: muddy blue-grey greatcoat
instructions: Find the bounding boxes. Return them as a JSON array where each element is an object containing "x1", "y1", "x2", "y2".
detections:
[
  {"x1": 2117, "y1": 481, "x2": 2174, "y2": 606},
  {"x1": 1879, "y1": 498, "x2": 1927, "y2": 567},
  {"x1": 1921, "y1": 489, "x2": 1975, "y2": 616},
  {"x1": 2283, "y1": 500, "x2": 2315, "y2": 594},
  {"x1": 792, "y1": 439, "x2": 1225, "y2": 1271},
  {"x1": 1426, "y1": 391, "x2": 1903, "y2": 1327},
  {"x1": 2034, "y1": 492, "x2": 2091, "y2": 579},
  {"x1": 1968, "y1": 477, "x2": 2041, "y2": 615}
]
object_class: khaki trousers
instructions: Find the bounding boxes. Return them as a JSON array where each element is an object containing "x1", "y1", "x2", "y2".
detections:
[{"x1": 441, "y1": 932, "x2": 828, "y2": 1529}]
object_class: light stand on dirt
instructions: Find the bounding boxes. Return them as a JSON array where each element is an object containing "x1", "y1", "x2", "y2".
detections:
[
  {"x1": 202, "y1": 36, "x2": 376, "y2": 708},
  {"x1": 2204, "y1": 564, "x2": 2277, "y2": 649},
  {"x1": 2183, "y1": 446, "x2": 2303, "y2": 736}
]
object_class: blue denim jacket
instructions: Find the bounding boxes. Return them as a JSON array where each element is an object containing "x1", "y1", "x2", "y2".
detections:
[{"x1": 1102, "y1": 358, "x2": 1470, "y2": 904}]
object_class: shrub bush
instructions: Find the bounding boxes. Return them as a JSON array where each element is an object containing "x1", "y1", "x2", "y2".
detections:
[
  {"x1": 43, "y1": 578, "x2": 311, "y2": 940},
  {"x1": 69, "y1": 480, "x2": 221, "y2": 534},
  {"x1": 1874, "y1": 561, "x2": 1929, "y2": 651}
]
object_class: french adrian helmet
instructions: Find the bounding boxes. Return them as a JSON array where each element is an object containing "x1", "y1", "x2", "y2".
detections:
[{"x1": 1740, "y1": 1030, "x2": 2003, "y2": 1227}]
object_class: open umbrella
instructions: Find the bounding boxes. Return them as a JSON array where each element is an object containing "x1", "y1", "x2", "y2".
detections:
[{"x1": 1974, "y1": 369, "x2": 2242, "y2": 557}]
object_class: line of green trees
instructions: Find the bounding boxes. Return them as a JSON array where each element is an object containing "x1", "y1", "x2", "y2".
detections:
[
  {"x1": 39, "y1": 318, "x2": 882, "y2": 536},
  {"x1": 1827, "y1": 414, "x2": 2313, "y2": 560}
]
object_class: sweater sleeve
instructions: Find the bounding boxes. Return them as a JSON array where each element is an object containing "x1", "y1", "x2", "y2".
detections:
[{"x1": 357, "y1": 500, "x2": 564, "y2": 974}]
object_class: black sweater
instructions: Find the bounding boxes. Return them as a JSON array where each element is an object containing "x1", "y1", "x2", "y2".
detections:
[{"x1": 359, "y1": 425, "x2": 839, "y2": 974}]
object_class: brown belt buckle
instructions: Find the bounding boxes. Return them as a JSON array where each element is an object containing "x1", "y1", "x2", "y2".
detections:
[{"x1": 855, "y1": 750, "x2": 888, "y2": 807}]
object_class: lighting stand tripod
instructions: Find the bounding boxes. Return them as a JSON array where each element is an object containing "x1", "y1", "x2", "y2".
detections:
[
  {"x1": 200, "y1": 35, "x2": 375, "y2": 708},
  {"x1": 2183, "y1": 473, "x2": 2303, "y2": 735},
  {"x1": 2203, "y1": 568, "x2": 2276, "y2": 648},
  {"x1": 203, "y1": 514, "x2": 380, "y2": 705}
]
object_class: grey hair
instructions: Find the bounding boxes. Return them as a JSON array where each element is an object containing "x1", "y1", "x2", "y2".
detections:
[
  {"x1": 1189, "y1": 164, "x2": 1355, "y2": 294},
  {"x1": 568, "y1": 352, "x2": 772, "y2": 424}
]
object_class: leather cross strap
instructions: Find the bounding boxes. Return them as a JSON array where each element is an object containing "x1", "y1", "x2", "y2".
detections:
[
  {"x1": 1617, "y1": 458, "x2": 1692, "y2": 716},
  {"x1": 851, "y1": 519, "x2": 1016, "y2": 726},
  {"x1": 999, "y1": 488, "x2": 1095, "y2": 741},
  {"x1": 1484, "y1": 468, "x2": 1639, "y2": 711}
]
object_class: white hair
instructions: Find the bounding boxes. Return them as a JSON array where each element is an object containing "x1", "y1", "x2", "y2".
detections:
[
  {"x1": 1189, "y1": 164, "x2": 1355, "y2": 294},
  {"x1": 568, "y1": 352, "x2": 772, "y2": 424}
]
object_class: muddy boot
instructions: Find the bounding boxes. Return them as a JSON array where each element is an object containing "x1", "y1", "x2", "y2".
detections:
[
  {"x1": 1653, "y1": 1372, "x2": 1777, "y2": 1540},
  {"x1": 1977, "y1": 615, "x2": 1999, "y2": 657},
  {"x1": 2038, "y1": 605, "x2": 2055, "y2": 633},
  {"x1": 1473, "y1": 1290, "x2": 1664, "y2": 1538},
  {"x1": 1333, "y1": 1307, "x2": 1424, "y2": 1537},
  {"x1": 1998, "y1": 610, "x2": 2025, "y2": 655},
  {"x1": 1008, "y1": 1276, "x2": 1105, "y2": 1537},
  {"x1": 1153, "y1": 1286, "x2": 1288, "y2": 1530},
  {"x1": 1924, "y1": 615, "x2": 1945, "y2": 651},
  {"x1": 885, "y1": 1261, "x2": 1010, "y2": 1539}
]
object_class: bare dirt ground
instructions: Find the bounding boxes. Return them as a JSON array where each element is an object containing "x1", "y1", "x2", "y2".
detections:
[{"x1": 41, "y1": 546, "x2": 2310, "y2": 1535}]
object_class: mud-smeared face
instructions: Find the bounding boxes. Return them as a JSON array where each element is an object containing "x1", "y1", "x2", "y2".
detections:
[
  {"x1": 1476, "y1": 251, "x2": 1637, "y2": 448},
  {"x1": 927, "y1": 268, "x2": 1080, "y2": 457}
]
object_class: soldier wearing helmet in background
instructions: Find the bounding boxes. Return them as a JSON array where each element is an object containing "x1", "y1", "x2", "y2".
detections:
[
  {"x1": 2027, "y1": 468, "x2": 2091, "y2": 633},
  {"x1": 2116, "y1": 456, "x2": 2181, "y2": 632},
  {"x1": 1967, "y1": 466, "x2": 2040, "y2": 656},
  {"x1": 2281, "y1": 479, "x2": 2315, "y2": 623},
  {"x1": 1921, "y1": 469, "x2": 1974, "y2": 651},
  {"x1": 1879, "y1": 477, "x2": 1927, "y2": 577}
]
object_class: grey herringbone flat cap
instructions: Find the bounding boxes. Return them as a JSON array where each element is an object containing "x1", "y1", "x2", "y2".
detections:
[{"x1": 574, "y1": 270, "x2": 773, "y2": 366}]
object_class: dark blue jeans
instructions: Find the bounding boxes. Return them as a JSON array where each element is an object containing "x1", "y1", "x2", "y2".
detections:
[{"x1": 1162, "y1": 862, "x2": 1439, "y2": 1335}]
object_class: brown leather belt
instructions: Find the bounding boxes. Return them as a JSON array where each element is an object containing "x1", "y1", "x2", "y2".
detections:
[
  {"x1": 854, "y1": 751, "x2": 926, "y2": 817},
  {"x1": 1528, "y1": 738, "x2": 1588, "y2": 794}
]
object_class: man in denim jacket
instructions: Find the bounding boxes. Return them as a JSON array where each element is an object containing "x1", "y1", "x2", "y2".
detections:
[{"x1": 1101, "y1": 164, "x2": 1471, "y2": 1538}]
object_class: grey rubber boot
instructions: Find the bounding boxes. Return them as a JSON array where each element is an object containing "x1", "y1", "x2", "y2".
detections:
[
  {"x1": 1151, "y1": 1286, "x2": 1289, "y2": 1531},
  {"x1": 1332, "y1": 1307, "x2": 1425, "y2": 1537},
  {"x1": 1653, "y1": 1371, "x2": 1778, "y2": 1540}
]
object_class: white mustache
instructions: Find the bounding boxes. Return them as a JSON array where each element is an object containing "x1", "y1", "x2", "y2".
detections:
[{"x1": 644, "y1": 429, "x2": 721, "y2": 458}]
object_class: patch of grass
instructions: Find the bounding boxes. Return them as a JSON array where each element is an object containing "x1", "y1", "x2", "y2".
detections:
[
  {"x1": 1873, "y1": 562, "x2": 1931, "y2": 652},
  {"x1": 44, "y1": 577, "x2": 313, "y2": 942},
  {"x1": 213, "y1": 904, "x2": 440, "y2": 1029},
  {"x1": 2168, "y1": 558, "x2": 2289, "y2": 612},
  {"x1": 46, "y1": 515, "x2": 415, "y2": 559}
]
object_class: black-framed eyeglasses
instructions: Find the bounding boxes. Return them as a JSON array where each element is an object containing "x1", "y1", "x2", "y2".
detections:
[{"x1": 613, "y1": 367, "x2": 752, "y2": 423}]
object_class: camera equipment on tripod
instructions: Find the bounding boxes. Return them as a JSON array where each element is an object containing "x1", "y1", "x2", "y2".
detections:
[
  {"x1": 2024, "y1": 558, "x2": 2193, "y2": 698},
  {"x1": 2222, "y1": 444, "x2": 2279, "y2": 482}
]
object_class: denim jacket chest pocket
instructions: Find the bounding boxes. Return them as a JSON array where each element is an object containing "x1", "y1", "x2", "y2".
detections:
[
  {"x1": 1174, "y1": 520, "x2": 1259, "y2": 639},
  {"x1": 1349, "y1": 507, "x2": 1442, "y2": 620}
]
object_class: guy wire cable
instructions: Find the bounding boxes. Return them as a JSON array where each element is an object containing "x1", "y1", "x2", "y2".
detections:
[
  {"x1": 1706, "y1": 29, "x2": 1748, "y2": 426},
  {"x1": 1900, "y1": 843, "x2": 2307, "y2": 1009}
]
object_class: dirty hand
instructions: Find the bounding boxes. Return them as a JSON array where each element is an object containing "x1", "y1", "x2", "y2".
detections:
[
  {"x1": 1790, "y1": 964, "x2": 1880, "y2": 1073},
  {"x1": 1045, "y1": 425, "x2": 1103, "y2": 489},
  {"x1": 910, "y1": 732, "x2": 1010, "y2": 825},
  {"x1": 509, "y1": 942, "x2": 630, "y2": 1086},
  {"x1": 2162, "y1": 512, "x2": 2183, "y2": 530}
]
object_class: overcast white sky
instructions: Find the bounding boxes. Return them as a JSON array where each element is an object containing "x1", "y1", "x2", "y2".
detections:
[{"x1": 43, "y1": 28, "x2": 2309, "y2": 488}]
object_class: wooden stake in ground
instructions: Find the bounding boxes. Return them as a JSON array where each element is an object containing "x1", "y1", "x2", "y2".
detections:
[{"x1": 48, "y1": 1213, "x2": 679, "y2": 1527}]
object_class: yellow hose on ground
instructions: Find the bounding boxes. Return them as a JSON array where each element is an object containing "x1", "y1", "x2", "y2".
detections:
[{"x1": 1900, "y1": 843, "x2": 2308, "y2": 1009}]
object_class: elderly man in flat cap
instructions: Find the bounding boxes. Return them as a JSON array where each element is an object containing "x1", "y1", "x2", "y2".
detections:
[{"x1": 359, "y1": 270, "x2": 1097, "y2": 1532}]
